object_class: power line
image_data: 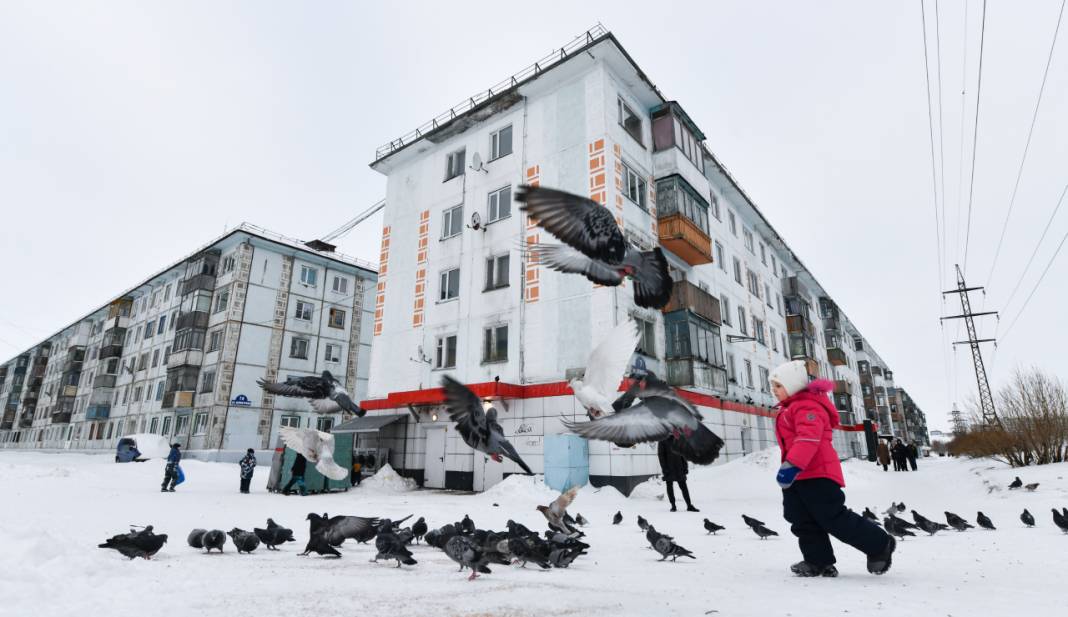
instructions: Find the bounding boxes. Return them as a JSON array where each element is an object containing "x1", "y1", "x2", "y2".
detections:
[
  {"x1": 921, "y1": 0, "x2": 946, "y2": 291},
  {"x1": 961, "y1": 0, "x2": 988, "y2": 276},
  {"x1": 985, "y1": 0, "x2": 1066, "y2": 287},
  {"x1": 954, "y1": 0, "x2": 970, "y2": 266},
  {"x1": 1000, "y1": 223, "x2": 1068, "y2": 341},
  {"x1": 935, "y1": 0, "x2": 947, "y2": 277}
]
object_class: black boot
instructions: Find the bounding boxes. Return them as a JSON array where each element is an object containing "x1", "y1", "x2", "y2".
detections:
[
  {"x1": 669, "y1": 504, "x2": 677, "y2": 512},
  {"x1": 686, "y1": 504, "x2": 699, "y2": 512},
  {"x1": 867, "y1": 536, "x2": 896, "y2": 575},
  {"x1": 791, "y1": 561, "x2": 838, "y2": 577}
]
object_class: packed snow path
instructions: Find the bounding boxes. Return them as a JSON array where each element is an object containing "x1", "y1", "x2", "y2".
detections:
[{"x1": 1, "y1": 451, "x2": 1064, "y2": 617}]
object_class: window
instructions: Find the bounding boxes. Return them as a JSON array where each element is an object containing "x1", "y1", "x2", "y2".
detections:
[
  {"x1": 157, "y1": 315, "x2": 166, "y2": 334},
  {"x1": 332, "y1": 276, "x2": 348, "y2": 295},
  {"x1": 759, "y1": 243, "x2": 767, "y2": 265},
  {"x1": 753, "y1": 318, "x2": 766, "y2": 346},
  {"x1": 622, "y1": 163, "x2": 647, "y2": 209},
  {"x1": 744, "y1": 359, "x2": 754, "y2": 388},
  {"x1": 328, "y1": 308, "x2": 346, "y2": 329},
  {"x1": 280, "y1": 415, "x2": 300, "y2": 428},
  {"x1": 175, "y1": 414, "x2": 189, "y2": 437},
  {"x1": 720, "y1": 295, "x2": 732, "y2": 326},
  {"x1": 324, "y1": 343, "x2": 341, "y2": 363},
  {"x1": 151, "y1": 349, "x2": 160, "y2": 368},
  {"x1": 137, "y1": 353, "x2": 148, "y2": 371},
  {"x1": 164, "y1": 284, "x2": 172, "y2": 302},
  {"x1": 200, "y1": 370, "x2": 216, "y2": 394},
  {"x1": 484, "y1": 254, "x2": 509, "y2": 291},
  {"x1": 193, "y1": 412, "x2": 208, "y2": 435},
  {"x1": 743, "y1": 229, "x2": 755, "y2": 253},
  {"x1": 482, "y1": 324, "x2": 508, "y2": 363},
  {"x1": 771, "y1": 254, "x2": 778, "y2": 276},
  {"x1": 726, "y1": 353, "x2": 737, "y2": 382},
  {"x1": 289, "y1": 337, "x2": 309, "y2": 359},
  {"x1": 733, "y1": 257, "x2": 743, "y2": 285},
  {"x1": 765, "y1": 284, "x2": 773, "y2": 308},
  {"x1": 635, "y1": 317, "x2": 656, "y2": 356},
  {"x1": 445, "y1": 148, "x2": 465, "y2": 181},
  {"x1": 170, "y1": 311, "x2": 177, "y2": 330},
  {"x1": 618, "y1": 97, "x2": 643, "y2": 144},
  {"x1": 715, "y1": 242, "x2": 726, "y2": 271},
  {"x1": 738, "y1": 307, "x2": 748, "y2": 335},
  {"x1": 776, "y1": 294, "x2": 784, "y2": 316},
  {"x1": 747, "y1": 270, "x2": 761, "y2": 298},
  {"x1": 435, "y1": 335, "x2": 457, "y2": 369},
  {"x1": 759, "y1": 366, "x2": 771, "y2": 393},
  {"x1": 144, "y1": 320, "x2": 155, "y2": 339},
  {"x1": 155, "y1": 380, "x2": 164, "y2": 401},
  {"x1": 163, "y1": 346, "x2": 171, "y2": 366},
  {"x1": 710, "y1": 193, "x2": 721, "y2": 220},
  {"x1": 149, "y1": 417, "x2": 159, "y2": 433},
  {"x1": 655, "y1": 176, "x2": 709, "y2": 233},
  {"x1": 162, "y1": 416, "x2": 172, "y2": 435},
  {"x1": 440, "y1": 268, "x2": 460, "y2": 301},
  {"x1": 782, "y1": 334, "x2": 788, "y2": 357},
  {"x1": 316, "y1": 416, "x2": 334, "y2": 432},
  {"x1": 770, "y1": 327, "x2": 778, "y2": 352},
  {"x1": 442, "y1": 205, "x2": 463, "y2": 239},
  {"x1": 294, "y1": 300, "x2": 314, "y2": 321},
  {"x1": 489, "y1": 125, "x2": 513, "y2": 160},
  {"x1": 145, "y1": 385, "x2": 152, "y2": 401},
  {"x1": 207, "y1": 329, "x2": 223, "y2": 352},
  {"x1": 728, "y1": 211, "x2": 737, "y2": 236},
  {"x1": 133, "y1": 386, "x2": 143, "y2": 402},
  {"x1": 299, "y1": 265, "x2": 318, "y2": 287},
  {"x1": 221, "y1": 255, "x2": 236, "y2": 273},
  {"x1": 213, "y1": 288, "x2": 230, "y2": 314},
  {"x1": 487, "y1": 186, "x2": 511, "y2": 222}
]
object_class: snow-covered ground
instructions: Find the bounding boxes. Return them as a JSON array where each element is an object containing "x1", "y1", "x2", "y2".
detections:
[{"x1": 2, "y1": 451, "x2": 1064, "y2": 617}]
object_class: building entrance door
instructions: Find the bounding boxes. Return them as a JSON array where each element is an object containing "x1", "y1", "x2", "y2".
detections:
[{"x1": 424, "y1": 427, "x2": 446, "y2": 489}]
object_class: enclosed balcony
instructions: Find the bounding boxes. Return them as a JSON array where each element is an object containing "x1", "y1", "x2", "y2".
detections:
[
  {"x1": 834, "y1": 380, "x2": 853, "y2": 395},
  {"x1": 664, "y1": 309, "x2": 727, "y2": 394},
  {"x1": 18, "y1": 413, "x2": 33, "y2": 428},
  {"x1": 176, "y1": 310, "x2": 210, "y2": 331},
  {"x1": 162, "y1": 391, "x2": 195, "y2": 409},
  {"x1": 655, "y1": 175, "x2": 712, "y2": 266},
  {"x1": 666, "y1": 359, "x2": 727, "y2": 393},
  {"x1": 180, "y1": 273, "x2": 217, "y2": 296},
  {"x1": 833, "y1": 392, "x2": 853, "y2": 412},
  {"x1": 827, "y1": 347, "x2": 847, "y2": 366},
  {"x1": 85, "y1": 404, "x2": 111, "y2": 420},
  {"x1": 786, "y1": 314, "x2": 815, "y2": 336},
  {"x1": 93, "y1": 374, "x2": 117, "y2": 389},
  {"x1": 662, "y1": 280, "x2": 721, "y2": 324},
  {"x1": 51, "y1": 410, "x2": 72, "y2": 424}
]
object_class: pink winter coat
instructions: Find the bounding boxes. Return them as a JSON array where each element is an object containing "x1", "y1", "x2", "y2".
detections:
[{"x1": 774, "y1": 379, "x2": 845, "y2": 487}]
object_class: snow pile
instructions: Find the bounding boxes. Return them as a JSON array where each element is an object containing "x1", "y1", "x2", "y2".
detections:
[
  {"x1": 628, "y1": 475, "x2": 666, "y2": 501},
  {"x1": 359, "y1": 463, "x2": 417, "y2": 493},
  {"x1": 477, "y1": 472, "x2": 557, "y2": 503},
  {"x1": 121, "y1": 433, "x2": 171, "y2": 459}
]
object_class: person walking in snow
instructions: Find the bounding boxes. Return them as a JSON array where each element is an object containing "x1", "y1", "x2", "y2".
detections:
[
  {"x1": 770, "y1": 360, "x2": 896, "y2": 577},
  {"x1": 239, "y1": 448, "x2": 256, "y2": 494},
  {"x1": 282, "y1": 452, "x2": 308, "y2": 496},
  {"x1": 658, "y1": 440, "x2": 698, "y2": 512},
  {"x1": 905, "y1": 442, "x2": 919, "y2": 471},
  {"x1": 161, "y1": 443, "x2": 181, "y2": 492},
  {"x1": 876, "y1": 438, "x2": 891, "y2": 472},
  {"x1": 351, "y1": 454, "x2": 364, "y2": 487},
  {"x1": 891, "y1": 439, "x2": 908, "y2": 472}
]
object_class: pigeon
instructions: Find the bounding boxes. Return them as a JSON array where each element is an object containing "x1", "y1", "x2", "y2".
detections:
[
  {"x1": 945, "y1": 511, "x2": 974, "y2": 531},
  {"x1": 301, "y1": 531, "x2": 343, "y2": 558},
  {"x1": 862, "y1": 507, "x2": 878, "y2": 521},
  {"x1": 654, "y1": 536, "x2": 696, "y2": 561},
  {"x1": 425, "y1": 524, "x2": 460, "y2": 550},
  {"x1": 976, "y1": 512, "x2": 996, "y2": 530},
  {"x1": 411, "y1": 517, "x2": 428, "y2": 544},
  {"x1": 570, "y1": 319, "x2": 640, "y2": 419},
  {"x1": 613, "y1": 511, "x2": 623, "y2": 525},
  {"x1": 1024, "y1": 483, "x2": 1040, "y2": 492},
  {"x1": 257, "y1": 370, "x2": 364, "y2": 417},
  {"x1": 563, "y1": 512, "x2": 578, "y2": 527},
  {"x1": 187, "y1": 528, "x2": 206, "y2": 549},
  {"x1": 703, "y1": 519, "x2": 725, "y2": 535},
  {"x1": 99, "y1": 527, "x2": 168, "y2": 560},
  {"x1": 254, "y1": 519, "x2": 295, "y2": 550},
  {"x1": 549, "y1": 545, "x2": 587, "y2": 568},
  {"x1": 911, "y1": 511, "x2": 948, "y2": 535},
  {"x1": 441, "y1": 376, "x2": 534, "y2": 474},
  {"x1": 883, "y1": 517, "x2": 916, "y2": 540},
  {"x1": 537, "y1": 486, "x2": 581, "y2": 535},
  {"x1": 444, "y1": 535, "x2": 493, "y2": 581},
  {"x1": 306, "y1": 512, "x2": 379, "y2": 547},
  {"x1": 741, "y1": 514, "x2": 765, "y2": 529},
  {"x1": 1020, "y1": 509, "x2": 1035, "y2": 527},
  {"x1": 646, "y1": 525, "x2": 671, "y2": 548},
  {"x1": 460, "y1": 515, "x2": 476, "y2": 535},
  {"x1": 228, "y1": 528, "x2": 260, "y2": 553},
  {"x1": 575, "y1": 513, "x2": 590, "y2": 527},
  {"x1": 637, "y1": 515, "x2": 650, "y2": 531},
  {"x1": 508, "y1": 536, "x2": 553, "y2": 569},
  {"x1": 1008, "y1": 476, "x2": 1023, "y2": 489},
  {"x1": 372, "y1": 520, "x2": 417, "y2": 568},
  {"x1": 506, "y1": 520, "x2": 536, "y2": 538},
  {"x1": 201, "y1": 529, "x2": 226, "y2": 553},
  {"x1": 750, "y1": 524, "x2": 779, "y2": 540},
  {"x1": 1052, "y1": 509, "x2": 1068, "y2": 533},
  {"x1": 517, "y1": 185, "x2": 673, "y2": 309},
  {"x1": 887, "y1": 513, "x2": 918, "y2": 530},
  {"x1": 883, "y1": 502, "x2": 906, "y2": 516},
  {"x1": 562, "y1": 374, "x2": 724, "y2": 465},
  {"x1": 277, "y1": 427, "x2": 349, "y2": 481}
]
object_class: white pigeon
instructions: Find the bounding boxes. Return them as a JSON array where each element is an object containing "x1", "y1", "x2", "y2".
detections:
[
  {"x1": 570, "y1": 319, "x2": 640, "y2": 418},
  {"x1": 278, "y1": 427, "x2": 348, "y2": 481}
]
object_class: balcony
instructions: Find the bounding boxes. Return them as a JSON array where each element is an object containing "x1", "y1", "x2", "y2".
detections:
[
  {"x1": 93, "y1": 374, "x2": 117, "y2": 389},
  {"x1": 834, "y1": 380, "x2": 853, "y2": 395},
  {"x1": 181, "y1": 273, "x2": 216, "y2": 295},
  {"x1": 162, "y1": 390, "x2": 195, "y2": 409},
  {"x1": 51, "y1": 411, "x2": 72, "y2": 424},
  {"x1": 662, "y1": 280, "x2": 721, "y2": 324},
  {"x1": 166, "y1": 349, "x2": 202, "y2": 368},
  {"x1": 786, "y1": 314, "x2": 815, "y2": 336},
  {"x1": 61, "y1": 384, "x2": 78, "y2": 397},
  {"x1": 782, "y1": 276, "x2": 810, "y2": 301},
  {"x1": 827, "y1": 347, "x2": 847, "y2": 366},
  {"x1": 18, "y1": 414, "x2": 33, "y2": 428},
  {"x1": 833, "y1": 392, "x2": 853, "y2": 412},
  {"x1": 176, "y1": 310, "x2": 210, "y2": 331},
  {"x1": 657, "y1": 214, "x2": 712, "y2": 266},
  {"x1": 100, "y1": 344, "x2": 124, "y2": 359},
  {"x1": 666, "y1": 358, "x2": 728, "y2": 393},
  {"x1": 85, "y1": 404, "x2": 111, "y2": 420}
]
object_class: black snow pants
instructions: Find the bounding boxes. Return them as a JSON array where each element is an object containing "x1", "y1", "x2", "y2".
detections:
[
  {"x1": 782, "y1": 478, "x2": 890, "y2": 567},
  {"x1": 161, "y1": 462, "x2": 179, "y2": 490},
  {"x1": 665, "y1": 479, "x2": 693, "y2": 508}
]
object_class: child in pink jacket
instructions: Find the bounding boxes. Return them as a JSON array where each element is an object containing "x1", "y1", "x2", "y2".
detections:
[{"x1": 770, "y1": 360, "x2": 895, "y2": 577}]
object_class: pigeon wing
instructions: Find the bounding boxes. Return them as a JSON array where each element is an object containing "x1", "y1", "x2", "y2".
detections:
[
  {"x1": 309, "y1": 397, "x2": 343, "y2": 414},
  {"x1": 278, "y1": 427, "x2": 322, "y2": 463},
  {"x1": 258, "y1": 379, "x2": 317, "y2": 398},
  {"x1": 583, "y1": 319, "x2": 639, "y2": 404},
  {"x1": 313, "y1": 431, "x2": 348, "y2": 480},
  {"x1": 442, "y1": 376, "x2": 488, "y2": 451},
  {"x1": 625, "y1": 248, "x2": 673, "y2": 309},
  {"x1": 561, "y1": 402, "x2": 678, "y2": 445},
  {"x1": 528, "y1": 243, "x2": 622, "y2": 286},
  {"x1": 639, "y1": 372, "x2": 701, "y2": 418},
  {"x1": 517, "y1": 185, "x2": 627, "y2": 263},
  {"x1": 665, "y1": 423, "x2": 725, "y2": 465},
  {"x1": 550, "y1": 486, "x2": 580, "y2": 517}
]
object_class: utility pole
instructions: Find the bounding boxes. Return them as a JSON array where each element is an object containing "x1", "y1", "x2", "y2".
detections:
[
  {"x1": 941, "y1": 265, "x2": 1001, "y2": 429},
  {"x1": 950, "y1": 404, "x2": 967, "y2": 436}
]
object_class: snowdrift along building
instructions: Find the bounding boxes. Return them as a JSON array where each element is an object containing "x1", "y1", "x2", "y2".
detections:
[{"x1": 357, "y1": 26, "x2": 928, "y2": 493}]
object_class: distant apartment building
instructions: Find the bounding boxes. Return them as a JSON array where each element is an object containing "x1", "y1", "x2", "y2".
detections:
[{"x1": 0, "y1": 224, "x2": 377, "y2": 453}]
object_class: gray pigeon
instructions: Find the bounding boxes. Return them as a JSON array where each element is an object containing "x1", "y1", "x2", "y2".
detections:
[
  {"x1": 257, "y1": 370, "x2": 364, "y2": 417},
  {"x1": 202, "y1": 529, "x2": 226, "y2": 553},
  {"x1": 575, "y1": 513, "x2": 589, "y2": 527},
  {"x1": 441, "y1": 376, "x2": 534, "y2": 474},
  {"x1": 517, "y1": 185, "x2": 673, "y2": 309},
  {"x1": 444, "y1": 535, "x2": 493, "y2": 581},
  {"x1": 654, "y1": 536, "x2": 696, "y2": 561},
  {"x1": 703, "y1": 519, "x2": 725, "y2": 535},
  {"x1": 254, "y1": 519, "x2": 294, "y2": 550},
  {"x1": 911, "y1": 510, "x2": 948, "y2": 535},
  {"x1": 98, "y1": 527, "x2": 168, "y2": 560},
  {"x1": 637, "y1": 515, "x2": 649, "y2": 531},
  {"x1": 888, "y1": 513, "x2": 918, "y2": 530},
  {"x1": 1008, "y1": 476, "x2": 1022, "y2": 489},
  {"x1": 612, "y1": 511, "x2": 623, "y2": 525},
  {"x1": 1024, "y1": 483, "x2": 1040, "y2": 491},
  {"x1": 945, "y1": 511, "x2": 974, "y2": 531},
  {"x1": 411, "y1": 517, "x2": 428, "y2": 544},
  {"x1": 741, "y1": 514, "x2": 765, "y2": 529},
  {"x1": 459, "y1": 515, "x2": 476, "y2": 535},
  {"x1": 862, "y1": 508, "x2": 878, "y2": 521},
  {"x1": 549, "y1": 546, "x2": 587, "y2": 568},
  {"x1": 751, "y1": 524, "x2": 779, "y2": 540},
  {"x1": 883, "y1": 517, "x2": 916, "y2": 540},
  {"x1": 228, "y1": 528, "x2": 260, "y2": 553},
  {"x1": 976, "y1": 512, "x2": 996, "y2": 530},
  {"x1": 1052, "y1": 509, "x2": 1068, "y2": 533},
  {"x1": 187, "y1": 528, "x2": 206, "y2": 549},
  {"x1": 537, "y1": 487, "x2": 581, "y2": 536},
  {"x1": 372, "y1": 520, "x2": 417, "y2": 568},
  {"x1": 1020, "y1": 509, "x2": 1035, "y2": 527}
]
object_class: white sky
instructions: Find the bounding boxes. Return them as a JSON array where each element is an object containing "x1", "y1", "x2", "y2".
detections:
[{"x1": 2, "y1": 1, "x2": 1066, "y2": 432}]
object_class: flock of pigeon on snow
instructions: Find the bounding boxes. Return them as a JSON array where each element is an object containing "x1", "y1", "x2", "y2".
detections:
[{"x1": 97, "y1": 185, "x2": 1068, "y2": 576}]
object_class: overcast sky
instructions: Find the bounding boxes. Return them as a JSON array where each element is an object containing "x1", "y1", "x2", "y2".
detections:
[{"x1": 2, "y1": 1, "x2": 1066, "y2": 432}]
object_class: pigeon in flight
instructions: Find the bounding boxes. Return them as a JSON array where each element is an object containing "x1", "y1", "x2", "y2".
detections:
[
  {"x1": 862, "y1": 507, "x2": 878, "y2": 521},
  {"x1": 976, "y1": 512, "x2": 996, "y2": 530},
  {"x1": 750, "y1": 524, "x2": 779, "y2": 540},
  {"x1": 278, "y1": 427, "x2": 349, "y2": 481},
  {"x1": 945, "y1": 511, "x2": 974, "y2": 531},
  {"x1": 537, "y1": 486, "x2": 582, "y2": 536},
  {"x1": 613, "y1": 511, "x2": 623, "y2": 525},
  {"x1": 883, "y1": 517, "x2": 916, "y2": 540},
  {"x1": 441, "y1": 376, "x2": 534, "y2": 474},
  {"x1": 570, "y1": 319, "x2": 640, "y2": 419},
  {"x1": 741, "y1": 515, "x2": 765, "y2": 530},
  {"x1": 562, "y1": 374, "x2": 723, "y2": 465},
  {"x1": 1008, "y1": 476, "x2": 1023, "y2": 489},
  {"x1": 1024, "y1": 482, "x2": 1040, "y2": 491},
  {"x1": 257, "y1": 370, "x2": 364, "y2": 417},
  {"x1": 703, "y1": 519, "x2": 725, "y2": 535},
  {"x1": 228, "y1": 528, "x2": 261, "y2": 553},
  {"x1": 1052, "y1": 508, "x2": 1068, "y2": 533},
  {"x1": 1020, "y1": 509, "x2": 1035, "y2": 528},
  {"x1": 517, "y1": 185, "x2": 673, "y2": 309},
  {"x1": 99, "y1": 526, "x2": 168, "y2": 560}
]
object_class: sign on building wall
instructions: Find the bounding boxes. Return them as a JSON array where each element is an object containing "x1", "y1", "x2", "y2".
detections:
[{"x1": 230, "y1": 394, "x2": 252, "y2": 407}]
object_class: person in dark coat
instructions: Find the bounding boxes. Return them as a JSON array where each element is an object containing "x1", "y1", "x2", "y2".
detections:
[
  {"x1": 161, "y1": 443, "x2": 181, "y2": 492},
  {"x1": 876, "y1": 439, "x2": 891, "y2": 472},
  {"x1": 239, "y1": 448, "x2": 256, "y2": 493},
  {"x1": 891, "y1": 439, "x2": 907, "y2": 472},
  {"x1": 905, "y1": 442, "x2": 919, "y2": 471},
  {"x1": 658, "y1": 440, "x2": 697, "y2": 512},
  {"x1": 282, "y1": 453, "x2": 307, "y2": 496}
]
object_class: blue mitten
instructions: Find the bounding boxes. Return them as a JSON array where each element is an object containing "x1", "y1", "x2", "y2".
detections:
[{"x1": 776, "y1": 462, "x2": 802, "y2": 488}]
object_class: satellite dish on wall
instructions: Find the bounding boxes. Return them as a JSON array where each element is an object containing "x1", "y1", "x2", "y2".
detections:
[
  {"x1": 469, "y1": 211, "x2": 484, "y2": 232},
  {"x1": 470, "y1": 152, "x2": 488, "y2": 173}
]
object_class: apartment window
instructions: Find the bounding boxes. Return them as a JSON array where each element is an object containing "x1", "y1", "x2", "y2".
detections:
[
  {"x1": 743, "y1": 229, "x2": 755, "y2": 253},
  {"x1": 213, "y1": 288, "x2": 230, "y2": 314},
  {"x1": 720, "y1": 295, "x2": 732, "y2": 326},
  {"x1": 164, "y1": 284, "x2": 172, "y2": 301},
  {"x1": 635, "y1": 316, "x2": 656, "y2": 356},
  {"x1": 482, "y1": 324, "x2": 508, "y2": 363},
  {"x1": 781, "y1": 264, "x2": 788, "y2": 279},
  {"x1": 299, "y1": 265, "x2": 318, "y2": 287},
  {"x1": 782, "y1": 334, "x2": 788, "y2": 357},
  {"x1": 280, "y1": 415, "x2": 300, "y2": 428},
  {"x1": 175, "y1": 414, "x2": 189, "y2": 437},
  {"x1": 738, "y1": 307, "x2": 748, "y2": 335},
  {"x1": 162, "y1": 416, "x2": 172, "y2": 435},
  {"x1": 776, "y1": 294, "x2": 784, "y2": 316},
  {"x1": 770, "y1": 327, "x2": 778, "y2": 352},
  {"x1": 332, "y1": 276, "x2": 349, "y2": 295},
  {"x1": 316, "y1": 416, "x2": 334, "y2": 432},
  {"x1": 710, "y1": 193, "x2": 721, "y2": 221},
  {"x1": 289, "y1": 337, "x2": 309, "y2": 359},
  {"x1": 744, "y1": 359, "x2": 754, "y2": 388},
  {"x1": 728, "y1": 211, "x2": 737, "y2": 236},
  {"x1": 149, "y1": 417, "x2": 159, "y2": 433},
  {"x1": 771, "y1": 254, "x2": 778, "y2": 275},
  {"x1": 445, "y1": 148, "x2": 465, "y2": 181},
  {"x1": 753, "y1": 318, "x2": 766, "y2": 346},
  {"x1": 487, "y1": 186, "x2": 511, "y2": 222},
  {"x1": 200, "y1": 370, "x2": 216, "y2": 394},
  {"x1": 137, "y1": 353, "x2": 148, "y2": 371},
  {"x1": 733, "y1": 257, "x2": 743, "y2": 285},
  {"x1": 440, "y1": 268, "x2": 460, "y2": 301},
  {"x1": 155, "y1": 380, "x2": 164, "y2": 401},
  {"x1": 747, "y1": 270, "x2": 761, "y2": 298},
  {"x1": 146, "y1": 320, "x2": 157, "y2": 340},
  {"x1": 163, "y1": 346, "x2": 171, "y2": 366},
  {"x1": 759, "y1": 366, "x2": 771, "y2": 393},
  {"x1": 157, "y1": 316, "x2": 166, "y2": 334},
  {"x1": 726, "y1": 353, "x2": 737, "y2": 382},
  {"x1": 328, "y1": 308, "x2": 346, "y2": 329},
  {"x1": 324, "y1": 343, "x2": 341, "y2": 363},
  {"x1": 618, "y1": 97, "x2": 643, "y2": 144},
  {"x1": 758, "y1": 243, "x2": 767, "y2": 265},
  {"x1": 294, "y1": 300, "x2": 314, "y2": 321},
  {"x1": 489, "y1": 125, "x2": 513, "y2": 160},
  {"x1": 207, "y1": 329, "x2": 223, "y2": 352},
  {"x1": 145, "y1": 385, "x2": 152, "y2": 402},
  {"x1": 442, "y1": 205, "x2": 464, "y2": 239},
  {"x1": 765, "y1": 284, "x2": 774, "y2": 308},
  {"x1": 170, "y1": 311, "x2": 177, "y2": 330},
  {"x1": 656, "y1": 175, "x2": 709, "y2": 233},
  {"x1": 484, "y1": 254, "x2": 509, "y2": 291},
  {"x1": 193, "y1": 412, "x2": 208, "y2": 435},
  {"x1": 133, "y1": 386, "x2": 143, "y2": 402},
  {"x1": 715, "y1": 242, "x2": 726, "y2": 271},
  {"x1": 151, "y1": 349, "x2": 160, "y2": 368},
  {"x1": 435, "y1": 335, "x2": 457, "y2": 369},
  {"x1": 622, "y1": 163, "x2": 647, "y2": 209},
  {"x1": 221, "y1": 255, "x2": 236, "y2": 274}
]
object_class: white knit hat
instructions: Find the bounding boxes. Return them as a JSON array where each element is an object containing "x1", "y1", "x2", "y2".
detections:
[{"x1": 769, "y1": 360, "x2": 810, "y2": 397}]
